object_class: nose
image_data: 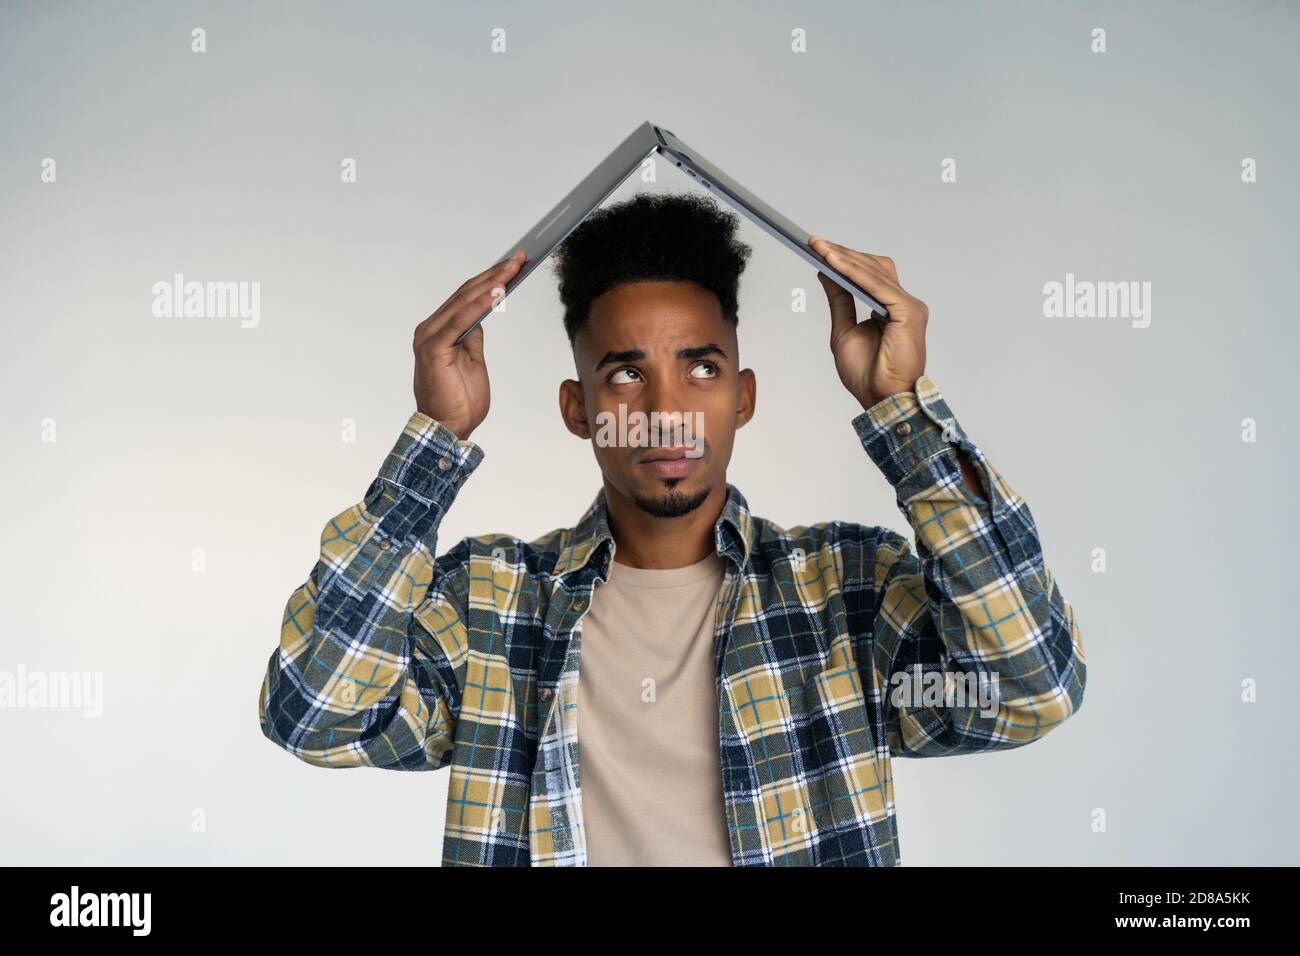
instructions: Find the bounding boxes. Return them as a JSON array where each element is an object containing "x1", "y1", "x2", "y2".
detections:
[
  {"x1": 640, "y1": 381, "x2": 688, "y2": 446},
  {"x1": 653, "y1": 409, "x2": 686, "y2": 445}
]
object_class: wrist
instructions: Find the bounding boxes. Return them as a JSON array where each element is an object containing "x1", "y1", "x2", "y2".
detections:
[
  {"x1": 857, "y1": 388, "x2": 912, "y2": 413},
  {"x1": 415, "y1": 408, "x2": 474, "y2": 442}
]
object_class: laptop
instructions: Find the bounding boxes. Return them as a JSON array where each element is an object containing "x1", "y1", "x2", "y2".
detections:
[{"x1": 452, "y1": 121, "x2": 889, "y2": 345}]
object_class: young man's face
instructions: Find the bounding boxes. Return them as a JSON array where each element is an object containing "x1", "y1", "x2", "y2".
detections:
[{"x1": 560, "y1": 280, "x2": 756, "y2": 519}]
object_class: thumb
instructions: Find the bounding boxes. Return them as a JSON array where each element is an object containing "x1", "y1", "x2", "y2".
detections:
[
  {"x1": 458, "y1": 321, "x2": 485, "y2": 362},
  {"x1": 817, "y1": 271, "x2": 858, "y2": 344}
]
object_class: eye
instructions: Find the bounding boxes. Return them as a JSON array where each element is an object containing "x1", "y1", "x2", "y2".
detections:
[
  {"x1": 689, "y1": 361, "x2": 719, "y2": 379},
  {"x1": 609, "y1": 366, "x2": 641, "y2": 385}
]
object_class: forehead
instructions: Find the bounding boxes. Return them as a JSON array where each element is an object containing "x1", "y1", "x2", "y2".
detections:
[{"x1": 577, "y1": 280, "x2": 734, "y2": 354}]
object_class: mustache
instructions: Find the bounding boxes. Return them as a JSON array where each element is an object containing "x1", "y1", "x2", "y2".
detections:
[{"x1": 591, "y1": 406, "x2": 708, "y2": 457}]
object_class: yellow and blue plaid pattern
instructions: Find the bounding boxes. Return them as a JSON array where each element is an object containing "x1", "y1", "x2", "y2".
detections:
[{"x1": 258, "y1": 375, "x2": 1087, "y2": 865}]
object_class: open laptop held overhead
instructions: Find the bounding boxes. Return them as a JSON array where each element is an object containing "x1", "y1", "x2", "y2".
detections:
[{"x1": 452, "y1": 120, "x2": 890, "y2": 346}]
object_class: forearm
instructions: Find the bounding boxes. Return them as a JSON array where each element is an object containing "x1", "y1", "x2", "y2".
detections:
[
  {"x1": 258, "y1": 412, "x2": 483, "y2": 769},
  {"x1": 855, "y1": 376, "x2": 1086, "y2": 755}
]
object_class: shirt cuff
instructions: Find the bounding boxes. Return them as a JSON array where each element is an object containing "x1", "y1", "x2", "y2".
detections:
[
  {"x1": 851, "y1": 375, "x2": 991, "y2": 508},
  {"x1": 372, "y1": 411, "x2": 485, "y2": 541}
]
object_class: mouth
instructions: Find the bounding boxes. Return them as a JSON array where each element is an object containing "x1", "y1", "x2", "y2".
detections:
[
  {"x1": 639, "y1": 447, "x2": 691, "y2": 463},
  {"x1": 638, "y1": 446, "x2": 700, "y2": 478}
]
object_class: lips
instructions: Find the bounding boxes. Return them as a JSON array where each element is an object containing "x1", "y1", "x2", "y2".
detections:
[
  {"x1": 640, "y1": 447, "x2": 691, "y2": 463},
  {"x1": 638, "y1": 446, "x2": 700, "y2": 480}
]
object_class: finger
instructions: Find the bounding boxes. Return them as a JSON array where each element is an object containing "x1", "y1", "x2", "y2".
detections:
[
  {"x1": 822, "y1": 241, "x2": 898, "y2": 283},
  {"x1": 422, "y1": 280, "x2": 508, "y2": 350},
  {"x1": 816, "y1": 271, "x2": 858, "y2": 342},
  {"x1": 812, "y1": 236, "x2": 898, "y2": 285},
  {"x1": 414, "y1": 259, "x2": 508, "y2": 347},
  {"x1": 415, "y1": 250, "x2": 523, "y2": 347},
  {"x1": 810, "y1": 236, "x2": 908, "y2": 313},
  {"x1": 430, "y1": 248, "x2": 522, "y2": 328},
  {"x1": 457, "y1": 248, "x2": 525, "y2": 301},
  {"x1": 842, "y1": 248, "x2": 894, "y2": 282},
  {"x1": 458, "y1": 320, "x2": 485, "y2": 363}
]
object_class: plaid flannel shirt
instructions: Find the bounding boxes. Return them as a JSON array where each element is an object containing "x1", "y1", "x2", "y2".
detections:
[{"x1": 258, "y1": 374, "x2": 1087, "y2": 866}]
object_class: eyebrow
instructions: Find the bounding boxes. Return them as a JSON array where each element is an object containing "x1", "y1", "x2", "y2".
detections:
[{"x1": 593, "y1": 343, "x2": 729, "y2": 373}]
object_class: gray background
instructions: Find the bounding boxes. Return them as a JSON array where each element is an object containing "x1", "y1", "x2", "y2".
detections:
[{"x1": 1, "y1": 0, "x2": 1296, "y2": 865}]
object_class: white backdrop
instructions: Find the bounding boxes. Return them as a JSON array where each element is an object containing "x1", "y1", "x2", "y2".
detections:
[{"x1": 1, "y1": 0, "x2": 1296, "y2": 864}]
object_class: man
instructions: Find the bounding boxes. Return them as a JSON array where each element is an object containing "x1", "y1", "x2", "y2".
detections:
[{"x1": 258, "y1": 192, "x2": 1086, "y2": 867}]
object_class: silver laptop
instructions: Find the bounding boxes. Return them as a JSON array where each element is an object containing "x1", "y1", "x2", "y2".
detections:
[{"x1": 453, "y1": 121, "x2": 889, "y2": 345}]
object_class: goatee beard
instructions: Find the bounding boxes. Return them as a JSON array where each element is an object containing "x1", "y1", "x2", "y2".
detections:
[{"x1": 631, "y1": 479, "x2": 712, "y2": 519}]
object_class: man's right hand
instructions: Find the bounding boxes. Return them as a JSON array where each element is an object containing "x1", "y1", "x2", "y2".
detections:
[{"x1": 412, "y1": 248, "x2": 525, "y2": 441}]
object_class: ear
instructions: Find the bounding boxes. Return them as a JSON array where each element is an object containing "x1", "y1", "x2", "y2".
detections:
[
  {"x1": 735, "y1": 367, "x2": 757, "y2": 430},
  {"x1": 558, "y1": 379, "x2": 590, "y2": 438}
]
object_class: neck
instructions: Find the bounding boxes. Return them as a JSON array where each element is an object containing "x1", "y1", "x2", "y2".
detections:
[{"x1": 602, "y1": 478, "x2": 727, "y2": 570}]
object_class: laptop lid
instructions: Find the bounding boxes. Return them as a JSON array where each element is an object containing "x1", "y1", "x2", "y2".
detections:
[
  {"x1": 452, "y1": 120, "x2": 887, "y2": 345},
  {"x1": 653, "y1": 124, "x2": 889, "y2": 320}
]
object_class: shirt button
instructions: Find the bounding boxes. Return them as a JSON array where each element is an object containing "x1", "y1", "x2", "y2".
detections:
[
  {"x1": 539, "y1": 687, "x2": 553, "y2": 702},
  {"x1": 379, "y1": 539, "x2": 391, "y2": 551},
  {"x1": 437, "y1": 457, "x2": 452, "y2": 471},
  {"x1": 573, "y1": 598, "x2": 588, "y2": 613},
  {"x1": 894, "y1": 421, "x2": 912, "y2": 437}
]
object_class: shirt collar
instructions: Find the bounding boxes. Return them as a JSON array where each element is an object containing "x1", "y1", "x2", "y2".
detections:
[{"x1": 553, "y1": 482, "x2": 755, "y2": 582}]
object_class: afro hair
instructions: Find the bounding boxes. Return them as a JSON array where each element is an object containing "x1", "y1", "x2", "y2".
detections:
[{"x1": 552, "y1": 191, "x2": 753, "y2": 347}]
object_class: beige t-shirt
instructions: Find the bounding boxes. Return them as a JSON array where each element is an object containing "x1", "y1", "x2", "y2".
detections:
[{"x1": 577, "y1": 551, "x2": 734, "y2": 866}]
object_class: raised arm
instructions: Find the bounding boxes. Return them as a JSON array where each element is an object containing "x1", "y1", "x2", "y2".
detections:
[
  {"x1": 808, "y1": 236, "x2": 1085, "y2": 759},
  {"x1": 257, "y1": 412, "x2": 483, "y2": 768},
  {"x1": 853, "y1": 378, "x2": 1086, "y2": 758},
  {"x1": 258, "y1": 248, "x2": 525, "y2": 769}
]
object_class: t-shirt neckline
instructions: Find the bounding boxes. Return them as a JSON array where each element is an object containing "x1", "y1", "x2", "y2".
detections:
[{"x1": 606, "y1": 551, "x2": 727, "y2": 589}]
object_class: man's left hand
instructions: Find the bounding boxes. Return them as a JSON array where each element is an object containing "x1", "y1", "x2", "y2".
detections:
[
  {"x1": 810, "y1": 236, "x2": 928, "y2": 411},
  {"x1": 811, "y1": 237, "x2": 984, "y2": 498}
]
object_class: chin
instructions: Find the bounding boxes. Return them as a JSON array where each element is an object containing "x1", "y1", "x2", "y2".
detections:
[{"x1": 629, "y1": 476, "x2": 713, "y2": 519}]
